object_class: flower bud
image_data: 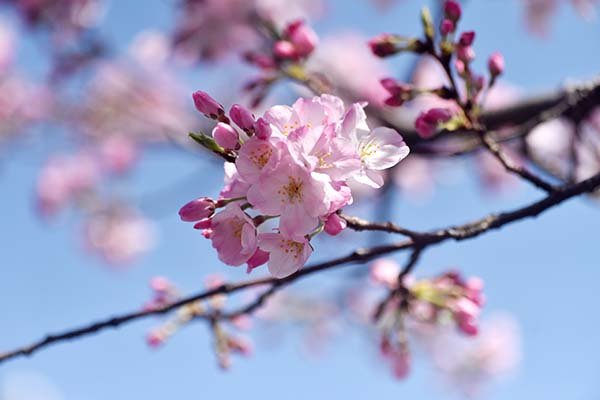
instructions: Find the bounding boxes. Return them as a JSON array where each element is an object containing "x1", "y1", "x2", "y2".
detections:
[
  {"x1": 380, "y1": 78, "x2": 413, "y2": 107},
  {"x1": 229, "y1": 104, "x2": 255, "y2": 132},
  {"x1": 212, "y1": 122, "x2": 240, "y2": 150},
  {"x1": 370, "y1": 258, "x2": 400, "y2": 288},
  {"x1": 324, "y1": 213, "x2": 347, "y2": 236},
  {"x1": 444, "y1": 0, "x2": 462, "y2": 21},
  {"x1": 459, "y1": 31, "x2": 475, "y2": 46},
  {"x1": 286, "y1": 21, "x2": 318, "y2": 58},
  {"x1": 457, "y1": 45, "x2": 475, "y2": 63},
  {"x1": 192, "y1": 90, "x2": 224, "y2": 118},
  {"x1": 440, "y1": 18, "x2": 455, "y2": 36},
  {"x1": 414, "y1": 108, "x2": 453, "y2": 138},
  {"x1": 146, "y1": 331, "x2": 165, "y2": 348},
  {"x1": 254, "y1": 117, "x2": 272, "y2": 140},
  {"x1": 488, "y1": 51, "x2": 504, "y2": 77},
  {"x1": 369, "y1": 34, "x2": 397, "y2": 57},
  {"x1": 179, "y1": 197, "x2": 216, "y2": 222},
  {"x1": 273, "y1": 40, "x2": 298, "y2": 59}
]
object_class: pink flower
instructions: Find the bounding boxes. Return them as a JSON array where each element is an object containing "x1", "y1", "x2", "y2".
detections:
[
  {"x1": 235, "y1": 136, "x2": 282, "y2": 184},
  {"x1": 323, "y1": 213, "x2": 347, "y2": 235},
  {"x1": 192, "y1": 90, "x2": 224, "y2": 118},
  {"x1": 209, "y1": 204, "x2": 258, "y2": 266},
  {"x1": 212, "y1": 122, "x2": 240, "y2": 150},
  {"x1": 98, "y1": 136, "x2": 138, "y2": 175},
  {"x1": 247, "y1": 155, "x2": 330, "y2": 237},
  {"x1": 220, "y1": 162, "x2": 251, "y2": 199},
  {"x1": 488, "y1": 51, "x2": 505, "y2": 77},
  {"x1": 246, "y1": 248, "x2": 270, "y2": 273},
  {"x1": 344, "y1": 105, "x2": 410, "y2": 188},
  {"x1": 415, "y1": 108, "x2": 453, "y2": 138},
  {"x1": 258, "y1": 232, "x2": 312, "y2": 278},
  {"x1": 179, "y1": 197, "x2": 216, "y2": 222}
]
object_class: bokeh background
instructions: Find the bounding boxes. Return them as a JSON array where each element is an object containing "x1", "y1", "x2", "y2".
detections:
[{"x1": 1, "y1": 1, "x2": 599, "y2": 399}]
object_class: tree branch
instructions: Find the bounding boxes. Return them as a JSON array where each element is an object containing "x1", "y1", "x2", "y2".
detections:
[{"x1": 2, "y1": 172, "x2": 600, "y2": 365}]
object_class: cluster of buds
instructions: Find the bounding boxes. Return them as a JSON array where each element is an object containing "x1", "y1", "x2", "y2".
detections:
[
  {"x1": 183, "y1": 91, "x2": 410, "y2": 278},
  {"x1": 144, "y1": 275, "x2": 253, "y2": 369},
  {"x1": 369, "y1": 259, "x2": 485, "y2": 379},
  {"x1": 368, "y1": 0, "x2": 506, "y2": 138},
  {"x1": 242, "y1": 20, "x2": 318, "y2": 106}
]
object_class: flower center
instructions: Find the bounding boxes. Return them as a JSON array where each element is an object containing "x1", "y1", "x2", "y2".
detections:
[
  {"x1": 230, "y1": 217, "x2": 245, "y2": 239},
  {"x1": 249, "y1": 145, "x2": 273, "y2": 169},
  {"x1": 278, "y1": 239, "x2": 305, "y2": 259},
  {"x1": 359, "y1": 140, "x2": 379, "y2": 161},
  {"x1": 278, "y1": 176, "x2": 304, "y2": 203}
]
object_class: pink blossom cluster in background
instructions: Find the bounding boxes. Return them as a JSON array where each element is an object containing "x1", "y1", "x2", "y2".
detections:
[
  {"x1": 171, "y1": 0, "x2": 323, "y2": 63},
  {"x1": 180, "y1": 92, "x2": 410, "y2": 278}
]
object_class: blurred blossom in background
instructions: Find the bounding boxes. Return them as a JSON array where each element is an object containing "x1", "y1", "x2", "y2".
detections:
[{"x1": 0, "y1": 0, "x2": 599, "y2": 399}]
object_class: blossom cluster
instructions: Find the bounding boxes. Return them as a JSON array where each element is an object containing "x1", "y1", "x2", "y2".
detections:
[
  {"x1": 369, "y1": 259, "x2": 486, "y2": 380},
  {"x1": 180, "y1": 92, "x2": 410, "y2": 278}
]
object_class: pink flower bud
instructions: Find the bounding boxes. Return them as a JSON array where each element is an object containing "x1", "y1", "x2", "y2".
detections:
[
  {"x1": 146, "y1": 331, "x2": 164, "y2": 348},
  {"x1": 212, "y1": 122, "x2": 240, "y2": 150},
  {"x1": 254, "y1": 117, "x2": 272, "y2": 140},
  {"x1": 444, "y1": 0, "x2": 462, "y2": 21},
  {"x1": 368, "y1": 34, "x2": 398, "y2": 57},
  {"x1": 229, "y1": 104, "x2": 255, "y2": 132},
  {"x1": 192, "y1": 90, "x2": 223, "y2": 118},
  {"x1": 380, "y1": 78, "x2": 413, "y2": 107},
  {"x1": 440, "y1": 18, "x2": 455, "y2": 35},
  {"x1": 488, "y1": 51, "x2": 505, "y2": 77},
  {"x1": 193, "y1": 218, "x2": 212, "y2": 230},
  {"x1": 179, "y1": 197, "x2": 216, "y2": 222},
  {"x1": 415, "y1": 108, "x2": 453, "y2": 138},
  {"x1": 459, "y1": 31, "x2": 475, "y2": 46},
  {"x1": 392, "y1": 351, "x2": 411, "y2": 379},
  {"x1": 458, "y1": 316, "x2": 478, "y2": 336},
  {"x1": 324, "y1": 213, "x2": 347, "y2": 236},
  {"x1": 246, "y1": 248, "x2": 269, "y2": 273},
  {"x1": 273, "y1": 40, "x2": 298, "y2": 59},
  {"x1": 287, "y1": 21, "x2": 318, "y2": 58},
  {"x1": 457, "y1": 45, "x2": 475, "y2": 63}
]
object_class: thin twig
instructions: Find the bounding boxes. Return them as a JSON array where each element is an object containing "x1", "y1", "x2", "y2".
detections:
[
  {"x1": 2, "y1": 172, "x2": 600, "y2": 364},
  {"x1": 479, "y1": 132, "x2": 557, "y2": 192}
]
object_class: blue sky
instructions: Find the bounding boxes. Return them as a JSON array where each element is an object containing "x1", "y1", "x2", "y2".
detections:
[{"x1": 1, "y1": 1, "x2": 600, "y2": 399}]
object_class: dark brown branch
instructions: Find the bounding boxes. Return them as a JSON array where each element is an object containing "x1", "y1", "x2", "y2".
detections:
[
  {"x1": 479, "y1": 132, "x2": 557, "y2": 192},
  {"x1": 2, "y1": 172, "x2": 600, "y2": 365},
  {"x1": 340, "y1": 213, "x2": 421, "y2": 238}
]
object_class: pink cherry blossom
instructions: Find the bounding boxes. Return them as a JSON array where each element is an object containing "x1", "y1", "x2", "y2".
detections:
[
  {"x1": 247, "y1": 154, "x2": 330, "y2": 237},
  {"x1": 349, "y1": 124, "x2": 410, "y2": 188},
  {"x1": 258, "y1": 232, "x2": 312, "y2": 278},
  {"x1": 209, "y1": 204, "x2": 258, "y2": 266}
]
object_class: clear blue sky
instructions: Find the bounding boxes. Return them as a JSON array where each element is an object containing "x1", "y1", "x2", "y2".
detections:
[{"x1": 1, "y1": 1, "x2": 600, "y2": 399}]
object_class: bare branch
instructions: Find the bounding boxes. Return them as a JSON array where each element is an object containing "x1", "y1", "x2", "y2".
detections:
[
  {"x1": 2, "y1": 172, "x2": 600, "y2": 365},
  {"x1": 479, "y1": 132, "x2": 557, "y2": 192}
]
